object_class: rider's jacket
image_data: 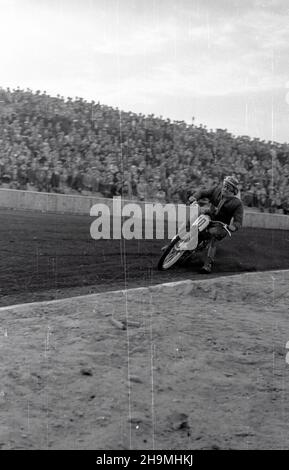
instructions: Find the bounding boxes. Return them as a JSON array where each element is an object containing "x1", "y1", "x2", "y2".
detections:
[{"x1": 192, "y1": 184, "x2": 243, "y2": 230}]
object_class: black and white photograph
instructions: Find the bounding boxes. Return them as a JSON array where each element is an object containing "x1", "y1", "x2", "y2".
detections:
[{"x1": 0, "y1": 0, "x2": 289, "y2": 455}]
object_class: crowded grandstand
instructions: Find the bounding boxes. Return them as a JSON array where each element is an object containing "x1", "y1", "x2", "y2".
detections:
[{"x1": 0, "y1": 87, "x2": 289, "y2": 214}]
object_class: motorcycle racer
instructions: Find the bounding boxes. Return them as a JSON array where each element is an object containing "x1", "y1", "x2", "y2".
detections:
[{"x1": 189, "y1": 175, "x2": 244, "y2": 273}]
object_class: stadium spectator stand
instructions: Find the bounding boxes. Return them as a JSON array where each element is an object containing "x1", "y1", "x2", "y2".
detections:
[{"x1": 0, "y1": 87, "x2": 288, "y2": 213}]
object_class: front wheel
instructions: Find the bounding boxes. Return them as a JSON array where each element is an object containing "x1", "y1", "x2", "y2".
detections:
[{"x1": 157, "y1": 236, "x2": 186, "y2": 270}]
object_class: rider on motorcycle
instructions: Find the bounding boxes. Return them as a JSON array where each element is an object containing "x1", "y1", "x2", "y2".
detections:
[{"x1": 189, "y1": 175, "x2": 244, "y2": 273}]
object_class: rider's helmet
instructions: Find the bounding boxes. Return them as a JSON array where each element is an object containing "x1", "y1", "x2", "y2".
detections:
[{"x1": 222, "y1": 175, "x2": 239, "y2": 195}]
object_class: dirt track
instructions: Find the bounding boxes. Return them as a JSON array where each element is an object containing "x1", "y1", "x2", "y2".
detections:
[
  {"x1": 1, "y1": 208, "x2": 289, "y2": 307},
  {"x1": 1, "y1": 209, "x2": 289, "y2": 450},
  {"x1": 1, "y1": 270, "x2": 289, "y2": 450}
]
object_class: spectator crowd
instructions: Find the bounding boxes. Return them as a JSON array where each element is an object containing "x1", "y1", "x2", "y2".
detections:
[{"x1": 0, "y1": 87, "x2": 289, "y2": 214}]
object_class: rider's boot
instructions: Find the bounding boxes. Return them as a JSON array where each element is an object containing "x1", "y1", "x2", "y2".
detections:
[
  {"x1": 200, "y1": 239, "x2": 216, "y2": 273},
  {"x1": 200, "y1": 257, "x2": 213, "y2": 273}
]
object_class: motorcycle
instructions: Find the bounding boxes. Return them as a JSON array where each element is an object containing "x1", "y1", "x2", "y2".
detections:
[{"x1": 157, "y1": 201, "x2": 232, "y2": 271}]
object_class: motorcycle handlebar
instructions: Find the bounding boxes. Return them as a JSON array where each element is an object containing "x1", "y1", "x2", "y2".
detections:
[
  {"x1": 187, "y1": 201, "x2": 232, "y2": 236},
  {"x1": 210, "y1": 220, "x2": 232, "y2": 236}
]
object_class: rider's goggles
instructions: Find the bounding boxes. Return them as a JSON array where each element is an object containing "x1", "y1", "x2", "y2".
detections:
[{"x1": 222, "y1": 182, "x2": 236, "y2": 193}]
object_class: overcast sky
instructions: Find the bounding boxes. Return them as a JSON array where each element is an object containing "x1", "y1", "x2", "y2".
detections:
[{"x1": 0, "y1": 0, "x2": 288, "y2": 142}]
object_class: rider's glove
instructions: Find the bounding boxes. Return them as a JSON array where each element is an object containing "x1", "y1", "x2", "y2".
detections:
[
  {"x1": 228, "y1": 224, "x2": 237, "y2": 232},
  {"x1": 188, "y1": 195, "x2": 197, "y2": 205}
]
